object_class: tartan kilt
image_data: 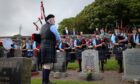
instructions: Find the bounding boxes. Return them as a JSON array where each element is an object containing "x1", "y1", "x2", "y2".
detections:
[
  {"x1": 113, "y1": 45, "x2": 126, "y2": 60},
  {"x1": 65, "y1": 49, "x2": 72, "y2": 61},
  {"x1": 66, "y1": 52, "x2": 71, "y2": 61},
  {"x1": 40, "y1": 40, "x2": 56, "y2": 64},
  {"x1": 76, "y1": 49, "x2": 82, "y2": 60},
  {"x1": 98, "y1": 49, "x2": 106, "y2": 61},
  {"x1": 113, "y1": 47, "x2": 123, "y2": 60}
]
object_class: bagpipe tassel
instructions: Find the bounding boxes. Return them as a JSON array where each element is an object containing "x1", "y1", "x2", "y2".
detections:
[{"x1": 33, "y1": 22, "x2": 39, "y2": 31}]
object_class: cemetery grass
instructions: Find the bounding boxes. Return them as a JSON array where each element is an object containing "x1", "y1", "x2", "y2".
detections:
[
  {"x1": 31, "y1": 78, "x2": 98, "y2": 84},
  {"x1": 68, "y1": 57, "x2": 119, "y2": 71},
  {"x1": 31, "y1": 57, "x2": 119, "y2": 84}
]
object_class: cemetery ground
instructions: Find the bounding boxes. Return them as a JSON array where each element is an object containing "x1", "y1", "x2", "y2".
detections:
[{"x1": 31, "y1": 57, "x2": 132, "y2": 84}]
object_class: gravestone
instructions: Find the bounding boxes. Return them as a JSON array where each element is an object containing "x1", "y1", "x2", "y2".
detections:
[
  {"x1": 52, "y1": 51, "x2": 67, "y2": 78},
  {"x1": 0, "y1": 57, "x2": 32, "y2": 84},
  {"x1": 53, "y1": 51, "x2": 66, "y2": 72},
  {"x1": 82, "y1": 49, "x2": 99, "y2": 73},
  {"x1": 14, "y1": 49, "x2": 22, "y2": 57},
  {"x1": 79, "y1": 49, "x2": 102, "y2": 80},
  {"x1": 123, "y1": 49, "x2": 140, "y2": 81}
]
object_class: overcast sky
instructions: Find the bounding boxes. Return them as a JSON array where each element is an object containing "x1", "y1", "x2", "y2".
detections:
[{"x1": 0, "y1": 0, "x2": 94, "y2": 36}]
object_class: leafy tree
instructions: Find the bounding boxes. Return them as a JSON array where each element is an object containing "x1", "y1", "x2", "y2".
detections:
[{"x1": 59, "y1": 0, "x2": 140, "y2": 34}]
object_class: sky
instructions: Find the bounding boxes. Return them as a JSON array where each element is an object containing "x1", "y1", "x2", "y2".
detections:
[{"x1": 0, "y1": 0, "x2": 94, "y2": 36}]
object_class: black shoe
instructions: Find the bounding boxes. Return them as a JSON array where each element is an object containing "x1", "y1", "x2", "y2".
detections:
[
  {"x1": 77, "y1": 69, "x2": 82, "y2": 72},
  {"x1": 101, "y1": 70, "x2": 104, "y2": 73},
  {"x1": 118, "y1": 69, "x2": 123, "y2": 73}
]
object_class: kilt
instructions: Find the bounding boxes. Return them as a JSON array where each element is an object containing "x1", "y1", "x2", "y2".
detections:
[
  {"x1": 98, "y1": 49, "x2": 106, "y2": 61},
  {"x1": 113, "y1": 45, "x2": 126, "y2": 60},
  {"x1": 96, "y1": 46, "x2": 107, "y2": 61},
  {"x1": 105, "y1": 47, "x2": 110, "y2": 59},
  {"x1": 66, "y1": 52, "x2": 71, "y2": 61},
  {"x1": 69, "y1": 52, "x2": 76, "y2": 62},
  {"x1": 76, "y1": 48, "x2": 82, "y2": 60},
  {"x1": 40, "y1": 40, "x2": 56, "y2": 64},
  {"x1": 113, "y1": 47, "x2": 123, "y2": 60},
  {"x1": 65, "y1": 49, "x2": 71, "y2": 61}
]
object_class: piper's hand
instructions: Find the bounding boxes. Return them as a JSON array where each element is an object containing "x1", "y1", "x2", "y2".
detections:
[
  {"x1": 60, "y1": 49, "x2": 64, "y2": 52},
  {"x1": 102, "y1": 42, "x2": 105, "y2": 45},
  {"x1": 118, "y1": 40, "x2": 124, "y2": 43},
  {"x1": 115, "y1": 43, "x2": 119, "y2": 46},
  {"x1": 137, "y1": 43, "x2": 140, "y2": 46},
  {"x1": 99, "y1": 44, "x2": 103, "y2": 46}
]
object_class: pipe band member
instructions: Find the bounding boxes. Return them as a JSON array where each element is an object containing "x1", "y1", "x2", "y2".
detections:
[
  {"x1": 74, "y1": 35, "x2": 82, "y2": 72},
  {"x1": 92, "y1": 34, "x2": 106, "y2": 72},
  {"x1": 100, "y1": 28, "x2": 111, "y2": 63},
  {"x1": 59, "y1": 36, "x2": 71, "y2": 70},
  {"x1": 129, "y1": 28, "x2": 138, "y2": 48},
  {"x1": 40, "y1": 14, "x2": 61, "y2": 84},
  {"x1": 111, "y1": 28, "x2": 127, "y2": 73}
]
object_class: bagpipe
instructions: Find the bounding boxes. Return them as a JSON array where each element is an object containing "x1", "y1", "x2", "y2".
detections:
[
  {"x1": 81, "y1": 38, "x2": 87, "y2": 49},
  {"x1": 101, "y1": 37, "x2": 109, "y2": 43},
  {"x1": 117, "y1": 35, "x2": 125, "y2": 41},
  {"x1": 100, "y1": 34, "x2": 110, "y2": 44},
  {"x1": 32, "y1": 1, "x2": 46, "y2": 44},
  {"x1": 116, "y1": 34, "x2": 128, "y2": 44},
  {"x1": 113, "y1": 34, "x2": 127, "y2": 54},
  {"x1": 61, "y1": 42, "x2": 71, "y2": 52},
  {"x1": 31, "y1": 33, "x2": 41, "y2": 44},
  {"x1": 82, "y1": 38, "x2": 86, "y2": 44},
  {"x1": 100, "y1": 36, "x2": 110, "y2": 49}
]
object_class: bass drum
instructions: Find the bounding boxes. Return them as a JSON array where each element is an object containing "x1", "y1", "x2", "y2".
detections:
[{"x1": 2, "y1": 38, "x2": 13, "y2": 49}]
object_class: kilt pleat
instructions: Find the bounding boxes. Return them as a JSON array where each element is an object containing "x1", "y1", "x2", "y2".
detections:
[{"x1": 41, "y1": 40, "x2": 56, "y2": 64}]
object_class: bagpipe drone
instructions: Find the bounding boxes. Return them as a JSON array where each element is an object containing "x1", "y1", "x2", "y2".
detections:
[{"x1": 32, "y1": 1, "x2": 46, "y2": 44}]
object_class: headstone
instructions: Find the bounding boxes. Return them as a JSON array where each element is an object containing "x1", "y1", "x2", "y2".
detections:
[
  {"x1": 53, "y1": 52, "x2": 66, "y2": 72},
  {"x1": 79, "y1": 49, "x2": 102, "y2": 80},
  {"x1": 14, "y1": 49, "x2": 22, "y2": 57},
  {"x1": 82, "y1": 49, "x2": 99, "y2": 73},
  {"x1": 52, "y1": 52, "x2": 67, "y2": 78},
  {"x1": 123, "y1": 49, "x2": 140, "y2": 81},
  {"x1": 0, "y1": 57, "x2": 32, "y2": 84}
]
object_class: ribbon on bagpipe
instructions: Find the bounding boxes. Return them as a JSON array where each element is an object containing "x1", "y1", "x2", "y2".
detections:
[
  {"x1": 33, "y1": 1, "x2": 46, "y2": 31},
  {"x1": 33, "y1": 22, "x2": 39, "y2": 31},
  {"x1": 41, "y1": 1, "x2": 46, "y2": 19},
  {"x1": 32, "y1": 1, "x2": 46, "y2": 44}
]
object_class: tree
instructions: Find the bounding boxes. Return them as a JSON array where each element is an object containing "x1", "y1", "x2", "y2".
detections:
[{"x1": 58, "y1": 0, "x2": 140, "y2": 34}]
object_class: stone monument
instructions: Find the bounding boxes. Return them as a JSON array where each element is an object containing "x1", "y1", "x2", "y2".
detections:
[
  {"x1": 52, "y1": 51, "x2": 67, "y2": 78},
  {"x1": 123, "y1": 49, "x2": 140, "y2": 82},
  {"x1": 0, "y1": 57, "x2": 32, "y2": 84},
  {"x1": 79, "y1": 49, "x2": 102, "y2": 80}
]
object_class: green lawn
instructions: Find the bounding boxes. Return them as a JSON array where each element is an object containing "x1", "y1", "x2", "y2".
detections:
[
  {"x1": 67, "y1": 61, "x2": 79, "y2": 70},
  {"x1": 31, "y1": 57, "x2": 118, "y2": 84},
  {"x1": 104, "y1": 57, "x2": 119, "y2": 70},
  {"x1": 68, "y1": 57, "x2": 119, "y2": 71},
  {"x1": 31, "y1": 78, "x2": 101, "y2": 84}
]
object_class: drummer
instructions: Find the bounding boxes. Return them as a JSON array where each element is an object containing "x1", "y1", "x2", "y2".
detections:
[{"x1": 25, "y1": 38, "x2": 36, "y2": 57}]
